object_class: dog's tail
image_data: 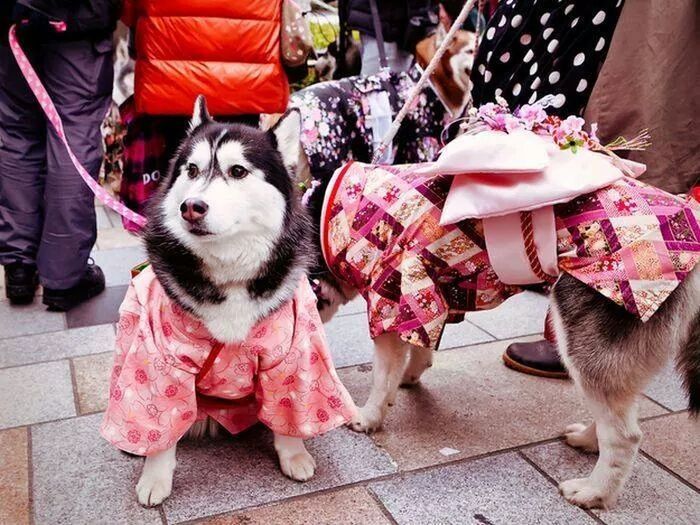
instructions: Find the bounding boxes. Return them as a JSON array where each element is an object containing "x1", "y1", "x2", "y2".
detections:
[{"x1": 678, "y1": 310, "x2": 700, "y2": 417}]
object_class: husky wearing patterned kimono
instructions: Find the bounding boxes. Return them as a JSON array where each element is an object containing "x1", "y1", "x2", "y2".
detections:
[{"x1": 302, "y1": 107, "x2": 700, "y2": 509}]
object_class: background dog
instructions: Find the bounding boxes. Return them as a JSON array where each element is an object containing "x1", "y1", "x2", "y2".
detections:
[{"x1": 134, "y1": 98, "x2": 317, "y2": 506}]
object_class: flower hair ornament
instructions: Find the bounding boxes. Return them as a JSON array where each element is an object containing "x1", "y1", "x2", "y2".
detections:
[{"x1": 443, "y1": 96, "x2": 650, "y2": 175}]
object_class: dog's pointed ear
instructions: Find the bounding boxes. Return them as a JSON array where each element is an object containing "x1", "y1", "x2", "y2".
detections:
[
  {"x1": 190, "y1": 95, "x2": 212, "y2": 130},
  {"x1": 269, "y1": 109, "x2": 301, "y2": 172}
]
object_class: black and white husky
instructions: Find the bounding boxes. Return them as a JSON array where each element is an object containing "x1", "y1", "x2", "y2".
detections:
[{"x1": 134, "y1": 97, "x2": 315, "y2": 506}]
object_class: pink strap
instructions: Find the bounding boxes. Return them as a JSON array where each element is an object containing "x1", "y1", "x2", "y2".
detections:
[
  {"x1": 482, "y1": 207, "x2": 559, "y2": 285},
  {"x1": 8, "y1": 25, "x2": 147, "y2": 228}
]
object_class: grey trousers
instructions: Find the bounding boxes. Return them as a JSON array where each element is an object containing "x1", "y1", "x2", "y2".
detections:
[{"x1": 0, "y1": 36, "x2": 113, "y2": 289}]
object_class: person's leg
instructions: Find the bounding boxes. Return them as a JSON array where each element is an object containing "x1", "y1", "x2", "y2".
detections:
[
  {"x1": 0, "y1": 42, "x2": 46, "y2": 302},
  {"x1": 39, "y1": 37, "x2": 113, "y2": 308}
]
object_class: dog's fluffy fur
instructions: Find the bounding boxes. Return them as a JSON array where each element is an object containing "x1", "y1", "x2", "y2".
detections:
[{"x1": 134, "y1": 98, "x2": 318, "y2": 507}]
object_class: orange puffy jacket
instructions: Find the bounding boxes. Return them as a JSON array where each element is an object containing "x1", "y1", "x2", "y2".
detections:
[{"x1": 123, "y1": 0, "x2": 289, "y2": 116}]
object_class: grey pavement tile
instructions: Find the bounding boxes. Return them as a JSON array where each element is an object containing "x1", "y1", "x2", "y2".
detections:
[
  {"x1": 0, "y1": 324, "x2": 115, "y2": 368},
  {"x1": 644, "y1": 363, "x2": 689, "y2": 411},
  {"x1": 31, "y1": 413, "x2": 161, "y2": 525},
  {"x1": 104, "y1": 206, "x2": 125, "y2": 228},
  {"x1": 325, "y1": 312, "x2": 375, "y2": 368},
  {"x1": 200, "y1": 486, "x2": 392, "y2": 525},
  {"x1": 641, "y1": 413, "x2": 700, "y2": 488},
  {"x1": 438, "y1": 320, "x2": 495, "y2": 350},
  {"x1": 466, "y1": 291, "x2": 550, "y2": 339},
  {"x1": 371, "y1": 452, "x2": 594, "y2": 525},
  {"x1": 522, "y1": 441, "x2": 700, "y2": 524},
  {"x1": 337, "y1": 295, "x2": 367, "y2": 317},
  {"x1": 91, "y1": 245, "x2": 147, "y2": 287},
  {"x1": 337, "y1": 336, "x2": 665, "y2": 470},
  {"x1": 0, "y1": 361, "x2": 75, "y2": 429},
  {"x1": 96, "y1": 226, "x2": 143, "y2": 250},
  {"x1": 66, "y1": 285, "x2": 128, "y2": 329},
  {"x1": 163, "y1": 425, "x2": 397, "y2": 523},
  {"x1": 0, "y1": 300, "x2": 65, "y2": 339},
  {"x1": 325, "y1": 312, "x2": 495, "y2": 370},
  {"x1": 96, "y1": 206, "x2": 111, "y2": 230}
]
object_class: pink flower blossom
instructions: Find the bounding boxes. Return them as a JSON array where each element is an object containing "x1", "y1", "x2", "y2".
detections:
[
  {"x1": 560, "y1": 116, "x2": 585, "y2": 136},
  {"x1": 504, "y1": 114, "x2": 523, "y2": 133},
  {"x1": 516, "y1": 104, "x2": 547, "y2": 128},
  {"x1": 589, "y1": 122, "x2": 599, "y2": 142}
]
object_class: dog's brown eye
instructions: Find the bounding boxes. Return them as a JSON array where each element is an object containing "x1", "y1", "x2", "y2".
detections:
[
  {"x1": 228, "y1": 165, "x2": 249, "y2": 179},
  {"x1": 187, "y1": 164, "x2": 199, "y2": 178}
]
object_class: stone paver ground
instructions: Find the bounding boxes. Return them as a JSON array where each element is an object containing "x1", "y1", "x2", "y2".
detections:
[{"x1": 1, "y1": 206, "x2": 698, "y2": 524}]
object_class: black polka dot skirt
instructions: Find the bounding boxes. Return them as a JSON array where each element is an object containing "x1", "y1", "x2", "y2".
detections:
[{"x1": 470, "y1": 0, "x2": 625, "y2": 117}]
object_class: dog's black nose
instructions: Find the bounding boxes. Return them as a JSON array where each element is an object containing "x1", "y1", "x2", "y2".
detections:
[{"x1": 180, "y1": 199, "x2": 208, "y2": 223}]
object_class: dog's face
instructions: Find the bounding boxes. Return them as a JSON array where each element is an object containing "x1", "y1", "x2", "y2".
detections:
[
  {"x1": 446, "y1": 29, "x2": 478, "y2": 94},
  {"x1": 416, "y1": 26, "x2": 478, "y2": 111},
  {"x1": 160, "y1": 97, "x2": 301, "y2": 255}
]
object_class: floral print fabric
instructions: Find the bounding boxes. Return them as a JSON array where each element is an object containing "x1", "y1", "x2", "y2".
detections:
[
  {"x1": 322, "y1": 162, "x2": 700, "y2": 349},
  {"x1": 100, "y1": 267, "x2": 356, "y2": 456},
  {"x1": 290, "y1": 64, "x2": 449, "y2": 181}
]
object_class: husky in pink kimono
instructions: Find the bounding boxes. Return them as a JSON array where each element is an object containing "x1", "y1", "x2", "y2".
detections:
[
  {"x1": 312, "y1": 102, "x2": 700, "y2": 509},
  {"x1": 100, "y1": 99, "x2": 356, "y2": 506}
]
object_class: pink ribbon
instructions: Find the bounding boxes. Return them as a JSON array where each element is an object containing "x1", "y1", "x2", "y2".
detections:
[{"x1": 8, "y1": 25, "x2": 147, "y2": 229}]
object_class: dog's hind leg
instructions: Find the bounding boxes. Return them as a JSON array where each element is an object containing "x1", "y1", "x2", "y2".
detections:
[
  {"x1": 400, "y1": 345, "x2": 433, "y2": 387},
  {"x1": 550, "y1": 273, "x2": 672, "y2": 509},
  {"x1": 350, "y1": 333, "x2": 409, "y2": 433},
  {"x1": 136, "y1": 445, "x2": 177, "y2": 506}
]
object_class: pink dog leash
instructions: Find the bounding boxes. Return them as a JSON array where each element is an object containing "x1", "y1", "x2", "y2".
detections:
[{"x1": 8, "y1": 25, "x2": 148, "y2": 228}]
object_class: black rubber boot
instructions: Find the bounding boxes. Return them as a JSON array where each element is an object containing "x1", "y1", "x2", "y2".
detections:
[
  {"x1": 502, "y1": 339, "x2": 569, "y2": 379},
  {"x1": 43, "y1": 263, "x2": 106, "y2": 312},
  {"x1": 4, "y1": 263, "x2": 39, "y2": 305}
]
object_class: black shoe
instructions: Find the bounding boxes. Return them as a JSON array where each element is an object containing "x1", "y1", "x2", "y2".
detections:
[
  {"x1": 43, "y1": 263, "x2": 106, "y2": 312},
  {"x1": 502, "y1": 339, "x2": 569, "y2": 379},
  {"x1": 4, "y1": 263, "x2": 39, "y2": 305}
]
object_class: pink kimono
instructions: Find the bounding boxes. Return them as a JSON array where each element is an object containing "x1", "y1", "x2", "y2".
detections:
[{"x1": 100, "y1": 267, "x2": 356, "y2": 456}]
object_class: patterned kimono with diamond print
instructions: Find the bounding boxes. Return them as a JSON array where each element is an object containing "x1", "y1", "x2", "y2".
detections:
[{"x1": 322, "y1": 163, "x2": 700, "y2": 349}]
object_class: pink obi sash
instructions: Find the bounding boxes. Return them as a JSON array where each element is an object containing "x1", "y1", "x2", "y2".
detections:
[{"x1": 418, "y1": 130, "x2": 646, "y2": 285}]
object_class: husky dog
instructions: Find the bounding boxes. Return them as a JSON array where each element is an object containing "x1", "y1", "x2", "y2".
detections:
[
  {"x1": 303, "y1": 158, "x2": 700, "y2": 510},
  {"x1": 134, "y1": 97, "x2": 316, "y2": 506}
]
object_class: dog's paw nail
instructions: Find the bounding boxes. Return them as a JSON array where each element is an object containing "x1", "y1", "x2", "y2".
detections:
[
  {"x1": 559, "y1": 478, "x2": 609, "y2": 509},
  {"x1": 136, "y1": 476, "x2": 173, "y2": 507},
  {"x1": 280, "y1": 451, "x2": 316, "y2": 482}
]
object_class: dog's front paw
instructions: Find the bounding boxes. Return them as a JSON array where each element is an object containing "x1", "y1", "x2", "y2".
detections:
[
  {"x1": 279, "y1": 450, "x2": 316, "y2": 482},
  {"x1": 563, "y1": 423, "x2": 599, "y2": 453},
  {"x1": 136, "y1": 471, "x2": 173, "y2": 507},
  {"x1": 348, "y1": 405, "x2": 383, "y2": 433},
  {"x1": 559, "y1": 478, "x2": 613, "y2": 509}
]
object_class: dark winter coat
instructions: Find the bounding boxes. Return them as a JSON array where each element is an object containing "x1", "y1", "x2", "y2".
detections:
[
  {"x1": 2, "y1": 0, "x2": 121, "y2": 41},
  {"x1": 343, "y1": 0, "x2": 438, "y2": 52}
]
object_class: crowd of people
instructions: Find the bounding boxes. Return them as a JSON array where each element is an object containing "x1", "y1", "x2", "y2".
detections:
[{"x1": 0, "y1": 0, "x2": 698, "y2": 379}]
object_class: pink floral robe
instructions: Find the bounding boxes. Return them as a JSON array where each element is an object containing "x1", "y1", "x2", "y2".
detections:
[{"x1": 100, "y1": 267, "x2": 356, "y2": 456}]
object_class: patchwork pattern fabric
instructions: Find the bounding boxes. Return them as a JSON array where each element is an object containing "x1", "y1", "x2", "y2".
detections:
[
  {"x1": 323, "y1": 162, "x2": 700, "y2": 349},
  {"x1": 290, "y1": 64, "x2": 449, "y2": 181},
  {"x1": 101, "y1": 267, "x2": 356, "y2": 456}
]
